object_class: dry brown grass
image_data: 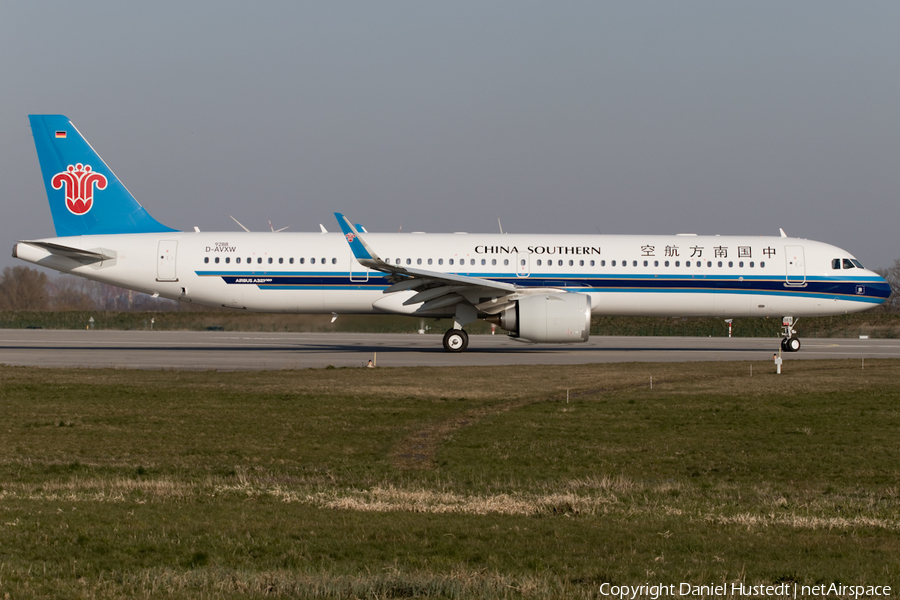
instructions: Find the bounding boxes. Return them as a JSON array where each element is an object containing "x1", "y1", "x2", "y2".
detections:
[{"x1": 8, "y1": 472, "x2": 894, "y2": 534}]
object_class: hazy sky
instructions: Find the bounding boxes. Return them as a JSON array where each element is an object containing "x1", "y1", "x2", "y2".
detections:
[{"x1": 2, "y1": 2, "x2": 899, "y2": 270}]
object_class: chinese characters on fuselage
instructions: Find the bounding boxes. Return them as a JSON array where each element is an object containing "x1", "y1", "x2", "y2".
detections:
[{"x1": 640, "y1": 245, "x2": 776, "y2": 259}]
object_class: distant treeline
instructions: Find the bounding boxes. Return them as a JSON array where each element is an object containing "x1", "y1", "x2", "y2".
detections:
[
  {"x1": 0, "y1": 266, "x2": 184, "y2": 312},
  {"x1": 2, "y1": 265, "x2": 899, "y2": 337}
]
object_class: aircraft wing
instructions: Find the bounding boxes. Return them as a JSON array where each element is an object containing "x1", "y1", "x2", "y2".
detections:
[{"x1": 335, "y1": 213, "x2": 523, "y2": 313}]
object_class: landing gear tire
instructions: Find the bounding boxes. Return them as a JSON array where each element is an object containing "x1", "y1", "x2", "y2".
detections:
[
  {"x1": 442, "y1": 329, "x2": 469, "y2": 353},
  {"x1": 781, "y1": 337, "x2": 801, "y2": 352}
]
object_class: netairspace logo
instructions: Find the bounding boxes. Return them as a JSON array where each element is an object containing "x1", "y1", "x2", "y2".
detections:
[{"x1": 598, "y1": 582, "x2": 892, "y2": 599}]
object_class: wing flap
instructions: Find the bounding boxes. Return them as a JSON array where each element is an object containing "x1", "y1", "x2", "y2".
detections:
[
  {"x1": 417, "y1": 293, "x2": 465, "y2": 312},
  {"x1": 404, "y1": 285, "x2": 468, "y2": 306}
]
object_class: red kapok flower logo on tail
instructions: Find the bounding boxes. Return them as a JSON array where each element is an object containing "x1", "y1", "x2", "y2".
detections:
[{"x1": 51, "y1": 163, "x2": 107, "y2": 215}]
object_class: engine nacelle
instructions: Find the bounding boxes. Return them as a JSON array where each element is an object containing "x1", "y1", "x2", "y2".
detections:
[{"x1": 494, "y1": 293, "x2": 591, "y2": 343}]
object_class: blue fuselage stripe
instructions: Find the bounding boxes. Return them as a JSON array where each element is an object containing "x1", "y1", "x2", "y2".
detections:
[{"x1": 194, "y1": 271, "x2": 890, "y2": 303}]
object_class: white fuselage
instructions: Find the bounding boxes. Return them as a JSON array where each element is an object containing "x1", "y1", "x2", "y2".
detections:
[{"x1": 14, "y1": 231, "x2": 889, "y2": 319}]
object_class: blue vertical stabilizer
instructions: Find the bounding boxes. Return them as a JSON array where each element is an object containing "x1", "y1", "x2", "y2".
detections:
[{"x1": 29, "y1": 115, "x2": 177, "y2": 236}]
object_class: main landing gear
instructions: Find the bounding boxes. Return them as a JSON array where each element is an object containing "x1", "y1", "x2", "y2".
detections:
[
  {"x1": 442, "y1": 305, "x2": 476, "y2": 353},
  {"x1": 442, "y1": 329, "x2": 469, "y2": 352},
  {"x1": 780, "y1": 316, "x2": 801, "y2": 353}
]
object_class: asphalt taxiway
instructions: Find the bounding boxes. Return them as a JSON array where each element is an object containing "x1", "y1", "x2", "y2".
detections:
[{"x1": 0, "y1": 329, "x2": 898, "y2": 370}]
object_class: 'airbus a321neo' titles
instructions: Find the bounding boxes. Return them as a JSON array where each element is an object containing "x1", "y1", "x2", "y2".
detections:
[{"x1": 14, "y1": 115, "x2": 890, "y2": 352}]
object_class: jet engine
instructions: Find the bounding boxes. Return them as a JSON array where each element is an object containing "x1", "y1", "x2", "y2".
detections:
[{"x1": 490, "y1": 293, "x2": 591, "y2": 343}]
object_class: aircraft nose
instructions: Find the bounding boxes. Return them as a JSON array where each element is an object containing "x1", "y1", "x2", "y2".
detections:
[{"x1": 870, "y1": 271, "x2": 892, "y2": 303}]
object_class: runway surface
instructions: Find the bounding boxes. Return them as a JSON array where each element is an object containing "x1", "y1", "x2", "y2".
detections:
[{"x1": 0, "y1": 329, "x2": 898, "y2": 370}]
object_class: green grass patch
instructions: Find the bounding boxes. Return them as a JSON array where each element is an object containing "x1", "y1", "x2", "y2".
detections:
[{"x1": 0, "y1": 362, "x2": 898, "y2": 598}]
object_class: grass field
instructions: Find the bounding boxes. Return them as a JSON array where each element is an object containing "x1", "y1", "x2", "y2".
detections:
[{"x1": 0, "y1": 361, "x2": 899, "y2": 598}]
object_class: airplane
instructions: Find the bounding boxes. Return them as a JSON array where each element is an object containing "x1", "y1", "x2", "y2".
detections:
[{"x1": 13, "y1": 115, "x2": 891, "y2": 353}]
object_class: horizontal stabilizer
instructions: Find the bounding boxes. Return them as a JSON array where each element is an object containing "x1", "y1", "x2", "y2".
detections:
[{"x1": 15, "y1": 240, "x2": 114, "y2": 264}]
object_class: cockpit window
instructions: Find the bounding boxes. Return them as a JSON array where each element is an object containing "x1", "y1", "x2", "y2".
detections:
[
  {"x1": 832, "y1": 259, "x2": 841, "y2": 270},
  {"x1": 851, "y1": 259, "x2": 864, "y2": 269},
  {"x1": 842, "y1": 259, "x2": 854, "y2": 269}
]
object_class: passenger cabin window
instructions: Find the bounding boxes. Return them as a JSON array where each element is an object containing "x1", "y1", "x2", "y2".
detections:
[{"x1": 204, "y1": 257, "x2": 209, "y2": 264}]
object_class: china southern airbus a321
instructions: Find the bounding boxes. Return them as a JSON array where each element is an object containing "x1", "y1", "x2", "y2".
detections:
[{"x1": 14, "y1": 115, "x2": 890, "y2": 352}]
